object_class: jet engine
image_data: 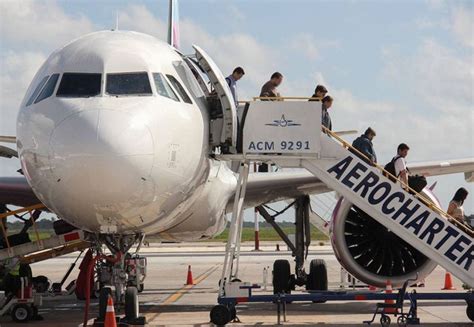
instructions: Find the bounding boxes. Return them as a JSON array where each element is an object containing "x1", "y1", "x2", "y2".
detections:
[{"x1": 331, "y1": 189, "x2": 440, "y2": 288}]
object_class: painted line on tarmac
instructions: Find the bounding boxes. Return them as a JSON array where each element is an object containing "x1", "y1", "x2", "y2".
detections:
[{"x1": 161, "y1": 264, "x2": 219, "y2": 305}]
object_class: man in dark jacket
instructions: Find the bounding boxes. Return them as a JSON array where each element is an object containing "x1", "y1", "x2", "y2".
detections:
[
  {"x1": 321, "y1": 95, "x2": 333, "y2": 131},
  {"x1": 260, "y1": 72, "x2": 283, "y2": 100},
  {"x1": 309, "y1": 84, "x2": 328, "y2": 101},
  {"x1": 352, "y1": 127, "x2": 377, "y2": 163}
]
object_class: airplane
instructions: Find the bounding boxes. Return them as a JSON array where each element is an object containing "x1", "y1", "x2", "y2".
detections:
[{"x1": 0, "y1": 0, "x2": 473, "y2": 324}]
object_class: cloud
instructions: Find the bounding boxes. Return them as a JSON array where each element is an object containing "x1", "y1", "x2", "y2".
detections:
[
  {"x1": 119, "y1": 5, "x2": 167, "y2": 39},
  {"x1": 290, "y1": 33, "x2": 341, "y2": 61},
  {"x1": 0, "y1": 0, "x2": 95, "y2": 50},
  {"x1": 451, "y1": 6, "x2": 474, "y2": 48},
  {"x1": 382, "y1": 39, "x2": 473, "y2": 115},
  {"x1": 118, "y1": 5, "x2": 278, "y2": 99},
  {"x1": 0, "y1": 51, "x2": 46, "y2": 135}
]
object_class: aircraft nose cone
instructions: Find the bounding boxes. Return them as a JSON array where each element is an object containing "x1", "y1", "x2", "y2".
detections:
[
  {"x1": 48, "y1": 109, "x2": 155, "y2": 230},
  {"x1": 50, "y1": 109, "x2": 154, "y2": 157}
]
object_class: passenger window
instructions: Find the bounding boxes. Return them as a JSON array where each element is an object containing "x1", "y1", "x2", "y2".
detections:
[
  {"x1": 153, "y1": 73, "x2": 179, "y2": 101},
  {"x1": 106, "y1": 72, "x2": 152, "y2": 96},
  {"x1": 26, "y1": 76, "x2": 49, "y2": 106},
  {"x1": 57, "y1": 73, "x2": 101, "y2": 97},
  {"x1": 34, "y1": 74, "x2": 60, "y2": 104},
  {"x1": 166, "y1": 75, "x2": 192, "y2": 104}
]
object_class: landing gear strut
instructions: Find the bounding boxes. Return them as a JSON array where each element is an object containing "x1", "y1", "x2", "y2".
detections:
[
  {"x1": 93, "y1": 234, "x2": 146, "y2": 326},
  {"x1": 258, "y1": 195, "x2": 328, "y2": 293}
]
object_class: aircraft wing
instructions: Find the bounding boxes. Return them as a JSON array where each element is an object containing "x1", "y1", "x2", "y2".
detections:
[
  {"x1": 407, "y1": 158, "x2": 474, "y2": 177},
  {"x1": 231, "y1": 157, "x2": 474, "y2": 210},
  {"x1": 0, "y1": 136, "x2": 18, "y2": 159},
  {"x1": 238, "y1": 170, "x2": 330, "y2": 210},
  {"x1": 0, "y1": 177, "x2": 41, "y2": 208}
]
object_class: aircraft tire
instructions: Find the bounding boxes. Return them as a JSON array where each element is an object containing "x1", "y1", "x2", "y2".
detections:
[
  {"x1": 210, "y1": 304, "x2": 231, "y2": 326},
  {"x1": 125, "y1": 286, "x2": 139, "y2": 319},
  {"x1": 306, "y1": 259, "x2": 328, "y2": 303},
  {"x1": 467, "y1": 302, "x2": 474, "y2": 322},
  {"x1": 273, "y1": 259, "x2": 291, "y2": 294},
  {"x1": 98, "y1": 287, "x2": 112, "y2": 321}
]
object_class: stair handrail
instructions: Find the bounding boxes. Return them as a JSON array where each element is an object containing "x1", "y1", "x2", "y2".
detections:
[
  {"x1": 321, "y1": 126, "x2": 474, "y2": 237},
  {"x1": 0, "y1": 203, "x2": 46, "y2": 254}
]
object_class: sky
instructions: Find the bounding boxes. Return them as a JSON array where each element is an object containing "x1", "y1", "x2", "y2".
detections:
[{"x1": 0, "y1": 0, "x2": 473, "y2": 220}]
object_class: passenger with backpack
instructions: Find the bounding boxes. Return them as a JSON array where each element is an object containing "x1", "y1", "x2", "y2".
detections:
[
  {"x1": 384, "y1": 143, "x2": 427, "y2": 193},
  {"x1": 384, "y1": 143, "x2": 410, "y2": 186}
]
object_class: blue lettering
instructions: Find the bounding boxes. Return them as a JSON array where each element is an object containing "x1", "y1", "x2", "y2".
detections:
[
  {"x1": 434, "y1": 226, "x2": 459, "y2": 250},
  {"x1": 456, "y1": 244, "x2": 473, "y2": 271},
  {"x1": 445, "y1": 235, "x2": 470, "y2": 264},
  {"x1": 341, "y1": 163, "x2": 367, "y2": 189},
  {"x1": 353, "y1": 172, "x2": 379, "y2": 198},
  {"x1": 404, "y1": 210, "x2": 430, "y2": 235},
  {"x1": 419, "y1": 218, "x2": 444, "y2": 246},
  {"x1": 381, "y1": 192, "x2": 405, "y2": 215},
  {"x1": 392, "y1": 199, "x2": 420, "y2": 225},
  {"x1": 367, "y1": 182, "x2": 392, "y2": 205},
  {"x1": 248, "y1": 142, "x2": 256, "y2": 150},
  {"x1": 327, "y1": 156, "x2": 353, "y2": 180}
]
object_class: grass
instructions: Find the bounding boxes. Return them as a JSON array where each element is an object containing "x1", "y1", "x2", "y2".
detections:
[
  {"x1": 9, "y1": 226, "x2": 329, "y2": 244},
  {"x1": 7, "y1": 230, "x2": 52, "y2": 242},
  {"x1": 209, "y1": 226, "x2": 328, "y2": 242}
]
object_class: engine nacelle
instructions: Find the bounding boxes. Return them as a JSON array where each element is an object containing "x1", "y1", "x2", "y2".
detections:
[{"x1": 331, "y1": 189, "x2": 440, "y2": 288}]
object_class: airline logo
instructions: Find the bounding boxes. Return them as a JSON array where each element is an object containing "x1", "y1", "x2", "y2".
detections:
[
  {"x1": 265, "y1": 114, "x2": 301, "y2": 127},
  {"x1": 327, "y1": 155, "x2": 473, "y2": 274}
]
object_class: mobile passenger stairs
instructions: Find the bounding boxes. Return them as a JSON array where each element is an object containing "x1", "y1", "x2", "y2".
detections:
[
  {"x1": 0, "y1": 204, "x2": 89, "y2": 322},
  {"x1": 212, "y1": 98, "x2": 474, "y2": 326}
]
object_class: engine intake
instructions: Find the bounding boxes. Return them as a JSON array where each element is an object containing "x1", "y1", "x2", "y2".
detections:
[{"x1": 331, "y1": 189, "x2": 439, "y2": 288}]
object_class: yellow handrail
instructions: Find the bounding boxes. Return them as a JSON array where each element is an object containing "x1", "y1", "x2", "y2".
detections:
[
  {"x1": 0, "y1": 203, "x2": 46, "y2": 253},
  {"x1": 321, "y1": 126, "x2": 473, "y2": 236},
  {"x1": 238, "y1": 96, "x2": 323, "y2": 104},
  {"x1": 0, "y1": 203, "x2": 45, "y2": 220}
]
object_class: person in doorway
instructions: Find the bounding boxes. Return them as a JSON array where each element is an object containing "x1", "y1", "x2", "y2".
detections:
[
  {"x1": 225, "y1": 67, "x2": 245, "y2": 107},
  {"x1": 321, "y1": 95, "x2": 333, "y2": 131},
  {"x1": 447, "y1": 187, "x2": 469, "y2": 223},
  {"x1": 259, "y1": 72, "x2": 283, "y2": 100},
  {"x1": 351, "y1": 127, "x2": 377, "y2": 164},
  {"x1": 309, "y1": 84, "x2": 328, "y2": 101}
]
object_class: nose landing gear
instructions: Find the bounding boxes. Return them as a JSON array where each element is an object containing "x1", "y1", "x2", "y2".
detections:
[{"x1": 92, "y1": 234, "x2": 147, "y2": 326}]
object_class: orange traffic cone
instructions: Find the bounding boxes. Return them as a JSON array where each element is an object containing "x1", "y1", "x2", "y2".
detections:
[
  {"x1": 186, "y1": 265, "x2": 194, "y2": 285},
  {"x1": 383, "y1": 280, "x2": 397, "y2": 314},
  {"x1": 442, "y1": 271, "x2": 456, "y2": 290},
  {"x1": 104, "y1": 295, "x2": 117, "y2": 327}
]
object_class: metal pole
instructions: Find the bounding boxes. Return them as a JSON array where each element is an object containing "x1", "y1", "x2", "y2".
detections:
[{"x1": 253, "y1": 162, "x2": 260, "y2": 251}]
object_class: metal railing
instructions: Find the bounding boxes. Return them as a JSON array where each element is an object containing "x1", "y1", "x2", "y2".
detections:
[
  {"x1": 238, "y1": 96, "x2": 322, "y2": 104},
  {"x1": 321, "y1": 126, "x2": 473, "y2": 236},
  {"x1": 0, "y1": 203, "x2": 46, "y2": 256},
  {"x1": 238, "y1": 96, "x2": 472, "y2": 235}
]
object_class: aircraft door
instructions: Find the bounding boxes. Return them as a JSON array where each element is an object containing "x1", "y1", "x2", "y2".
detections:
[{"x1": 193, "y1": 45, "x2": 237, "y2": 153}]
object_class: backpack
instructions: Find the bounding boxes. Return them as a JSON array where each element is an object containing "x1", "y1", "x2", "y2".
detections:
[
  {"x1": 408, "y1": 175, "x2": 427, "y2": 193},
  {"x1": 383, "y1": 155, "x2": 401, "y2": 182}
]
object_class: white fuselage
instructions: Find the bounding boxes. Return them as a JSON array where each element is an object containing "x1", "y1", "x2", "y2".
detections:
[{"x1": 16, "y1": 31, "x2": 236, "y2": 240}]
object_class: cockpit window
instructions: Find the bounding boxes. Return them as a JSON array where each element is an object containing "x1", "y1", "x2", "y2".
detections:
[
  {"x1": 166, "y1": 75, "x2": 193, "y2": 104},
  {"x1": 34, "y1": 74, "x2": 60, "y2": 104},
  {"x1": 153, "y1": 73, "x2": 179, "y2": 101},
  {"x1": 57, "y1": 73, "x2": 101, "y2": 97},
  {"x1": 106, "y1": 72, "x2": 152, "y2": 96},
  {"x1": 26, "y1": 76, "x2": 49, "y2": 106}
]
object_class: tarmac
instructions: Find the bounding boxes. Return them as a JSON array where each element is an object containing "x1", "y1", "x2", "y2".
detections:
[{"x1": 0, "y1": 241, "x2": 472, "y2": 326}]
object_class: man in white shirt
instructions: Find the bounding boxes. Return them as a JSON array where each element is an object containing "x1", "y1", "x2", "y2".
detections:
[{"x1": 394, "y1": 143, "x2": 410, "y2": 186}]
